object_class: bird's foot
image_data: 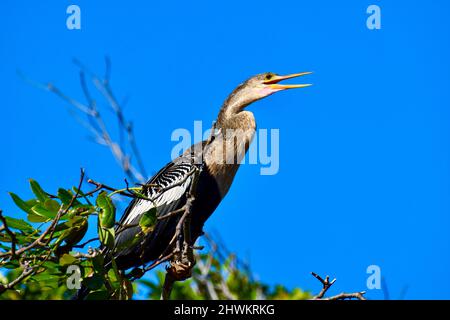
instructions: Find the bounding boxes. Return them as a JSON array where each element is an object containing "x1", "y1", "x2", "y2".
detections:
[{"x1": 166, "y1": 258, "x2": 195, "y2": 281}]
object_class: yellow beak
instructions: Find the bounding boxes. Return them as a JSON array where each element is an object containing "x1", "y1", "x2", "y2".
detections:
[{"x1": 264, "y1": 72, "x2": 312, "y2": 90}]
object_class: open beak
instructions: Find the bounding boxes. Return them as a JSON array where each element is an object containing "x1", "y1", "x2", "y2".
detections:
[{"x1": 264, "y1": 72, "x2": 312, "y2": 90}]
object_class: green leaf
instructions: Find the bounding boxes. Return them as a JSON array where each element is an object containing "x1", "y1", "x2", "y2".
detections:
[
  {"x1": 31, "y1": 273, "x2": 61, "y2": 284},
  {"x1": 63, "y1": 218, "x2": 88, "y2": 246},
  {"x1": 96, "y1": 191, "x2": 116, "y2": 228},
  {"x1": 8, "y1": 192, "x2": 32, "y2": 214},
  {"x1": 57, "y1": 188, "x2": 78, "y2": 205},
  {"x1": 44, "y1": 199, "x2": 61, "y2": 213},
  {"x1": 41, "y1": 261, "x2": 61, "y2": 272},
  {"x1": 98, "y1": 227, "x2": 115, "y2": 249},
  {"x1": 0, "y1": 233, "x2": 12, "y2": 242},
  {"x1": 29, "y1": 179, "x2": 49, "y2": 202},
  {"x1": 107, "y1": 268, "x2": 119, "y2": 286},
  {"x1": 68, "y1": 204, "x2": 95, "y2": 217},
  {"x1": 31, "y1": 204, "x2": 56, "y2": 220},
  {"x1": 3, "y1": 216, "x2": 34, "y2": 232},
  {"x1": 59, "y1": 254, "x2": 79, "y2": 266},
  {"x1": 139, "y1": 207, "x2": 157, "y2": 233},
  {"x1": 27, "y1": 212, "x2": 49, "y2": 223},
  {"x1": 2, "y1": 261, "x2": 19, "y2": 269}
]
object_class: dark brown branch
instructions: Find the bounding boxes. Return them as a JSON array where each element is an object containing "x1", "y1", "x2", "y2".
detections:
[
  {"x1": 161, "y1": 272, "x2": 175, "y2": 300},
  {"x1": 128, "y1": 252, "x2": 174, "y2": 281},
  {"x1": 114, "y1": 223, "x2": 139, "y2": 236},
  {"x1": 157, "y1": 207, "x2": 185, "y2": 221},
  {"x1": 0, "y1": 210, "x2": 17, "y2": 257},
  {"x1": 86, "y1": 179, "x2": 154, "y2": 202},
  {"x1": 87, "y1": 179, "x2": 133, "y2": 197},
  {"x1": 72, "y1": 237, "x2": 99, "y2": 249},
  {"x1": 144, "y1": 252, "x2": 174, "y2": 273}
]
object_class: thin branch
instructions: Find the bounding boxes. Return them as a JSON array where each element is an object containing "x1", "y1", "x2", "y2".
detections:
[
  {"x1": 24, "y1": 60, "x2": 147, "y2": 184},
  {"x1": 0, "y1": 263, "x2": 36, "y2": 294},
  {"x1": 73, "y1": 237, "x2": 99, "y2": 249},
  {"x1": 161, "y1": 272, "x2": 175, "y2": 300},
  {"x1": 157, "y1": 207, "x2": 186, "y2": 221},
  {"x1": 195, "y1": 246, "x2": 220, "y2": 300},
  {"x1": 311, "y1": 272, "x2": 366, "y2": 301},
  {"x1": 311, "y1": 272, "x2": 336, "y2": 299},
  {"x1": 324, "y1": 292, "x2": 367, "y2": 300},
  {"x1": 73, "y1": 250, "x2": 100, "y2": 259},
  {"x1": 42, "y1": 168, "x2": 85, "y2": 246},
  {"x1": 0, "y1": 169, "x2": 85, "y2": 259},
  {"x1": 0, "y1": 210, "x2": 17, "y2": 257},
  {"x1": 73, "y1": 58, "x2": 147, "y2": 181}
]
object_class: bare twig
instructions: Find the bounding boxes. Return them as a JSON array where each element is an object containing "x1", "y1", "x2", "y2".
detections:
[
  {"x1": 311, "y1": 272, "x2": 337, "y2": 299},
  {"x1": 311, "y1": 272, "x2": 366, "y2": 301},
  {"x1": 324, "y1": 292, "x2": 367, "y2": 300},
  {"x1": 24, "y1": 59, "x2": 147, "y2": 184},
  {"x1": 73, "y1": 58, "x2": 147, "y2": 182},
  {"x1": 195, "y1": 246, "x2": 219, "y2": 300}
]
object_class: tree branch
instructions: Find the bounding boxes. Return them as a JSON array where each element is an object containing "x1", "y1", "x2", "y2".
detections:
[
  {"x1": 0, "y1": 210, "x2": 17, "y2": 257},
  {"x1": 311, "y1": 272, "x2": 366, "y2": 301}
]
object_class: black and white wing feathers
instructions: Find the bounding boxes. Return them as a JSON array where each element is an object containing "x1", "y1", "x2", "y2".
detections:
[{"x1": 113, "y1": 159, "x2": 195, "y2": 264}]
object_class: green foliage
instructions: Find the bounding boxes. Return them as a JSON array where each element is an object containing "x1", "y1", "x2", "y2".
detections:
[
  {"x1": 0, "y1": 178, "x2": 310, "y2": 300},
  {"x1": 96, "y1": 191, "x2": 115, "y2": 229},
  {"x1": 139, "y1": 207, "x2": 157, "y2": 233}
]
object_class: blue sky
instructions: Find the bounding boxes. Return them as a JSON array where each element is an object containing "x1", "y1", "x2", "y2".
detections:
[{"x1": 1, "y1": 0, "x2": 450, "y2": 299}]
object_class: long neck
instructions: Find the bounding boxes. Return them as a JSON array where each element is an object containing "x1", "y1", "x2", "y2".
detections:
[
  {"x1": 215, "y1": 84, "x2": 253, "y2": 129},
  {"x1": 204, "y1": 91, "x2": 257, "y2": 197}
]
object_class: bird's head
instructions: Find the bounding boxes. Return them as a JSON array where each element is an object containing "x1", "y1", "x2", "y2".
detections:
[
  {"x1": 248, "y1": 71, "x2": 312, "y2": 98},
  {"x1": 223, "y1": 72, "x2": 312, "y2": 111}
]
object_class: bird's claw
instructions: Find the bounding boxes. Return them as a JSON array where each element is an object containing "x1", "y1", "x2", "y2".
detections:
[{"x1": 167, "y1": 259, "x2": 195, "y2": 281}]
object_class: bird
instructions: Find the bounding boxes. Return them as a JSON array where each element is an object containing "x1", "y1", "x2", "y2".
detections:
[{"x1": 75, "y1": 71, "x2": 311, "y2": 299}]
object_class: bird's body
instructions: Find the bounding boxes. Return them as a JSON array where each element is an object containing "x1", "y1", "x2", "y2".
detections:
[
  {"x1": 113, "y1": 111, "x2": 256, "y2": 270},
  {"x1": 113, "y1": 143, "x2": 223, "y2": 269},
  {"x1": 75, "y1": 71, "x2": 311, "y2": 299}
]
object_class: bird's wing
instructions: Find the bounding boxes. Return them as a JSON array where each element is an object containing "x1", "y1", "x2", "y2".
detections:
[{"x1": 113, "y1": 159, "x2": 195, "y2": 260}]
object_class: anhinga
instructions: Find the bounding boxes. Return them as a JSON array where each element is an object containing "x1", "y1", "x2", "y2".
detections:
[{"x1": 76, "y1": 71, "x2": 311, "y2": 299}]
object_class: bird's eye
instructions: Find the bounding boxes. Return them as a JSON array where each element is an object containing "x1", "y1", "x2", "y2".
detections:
[{"x1": 265, "y1": 74, "x2": 273, "y2": 80}]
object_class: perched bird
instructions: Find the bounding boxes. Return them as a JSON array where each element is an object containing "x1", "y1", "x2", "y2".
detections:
[{"x1": 76, "y1": 71, "x2": 311, "y2": 298}]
